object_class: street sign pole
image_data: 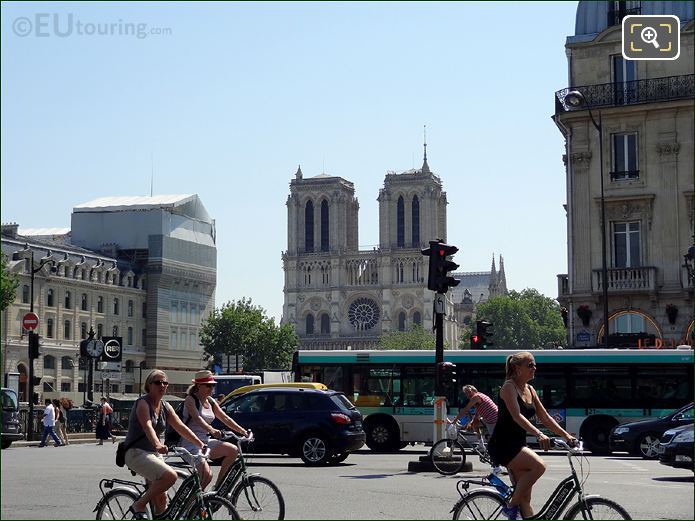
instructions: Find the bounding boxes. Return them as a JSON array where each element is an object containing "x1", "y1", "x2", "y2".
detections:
[{"x1": 434, "y1": 292, "x2": 446, "y2": 444}]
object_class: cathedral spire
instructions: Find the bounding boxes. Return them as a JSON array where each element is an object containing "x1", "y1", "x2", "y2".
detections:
[
  {"x1": 421, "y1": 125, "x2": 431, "y2": 174},
  {"x1": 295, "y1": 164, "x2": 303, "y2": 180},
  {"x1": 498, "y1": 255, "x2": 508, "y2": 295}
]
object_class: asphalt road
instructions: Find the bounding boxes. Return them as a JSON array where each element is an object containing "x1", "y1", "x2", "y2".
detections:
[{"x1": 1, "y1": 443, "x2": 692, "y2": 519}]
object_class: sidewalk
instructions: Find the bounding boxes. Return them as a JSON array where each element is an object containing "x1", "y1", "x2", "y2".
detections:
[{"x1": 11, "y1": 432, "x2": 122, "y2": 447}]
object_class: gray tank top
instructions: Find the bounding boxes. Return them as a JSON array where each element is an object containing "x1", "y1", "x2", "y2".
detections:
[{"x1": 124, "y1": 396, "x2": 168, "y2": 452}]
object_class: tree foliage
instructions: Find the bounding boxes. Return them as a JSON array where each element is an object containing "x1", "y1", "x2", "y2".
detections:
[
  {"x1": 199, "y1": 298, "x2": 298, "y2": 372},
  {"x1": 475, "y1": 289, "x2": 565, "y2": 350},
  {"x1": 1, "y1": 253, "x2": 19, "y2": 312},
  {"x1": 379, "y1": 325, "x2": 436, "y2": 350}
]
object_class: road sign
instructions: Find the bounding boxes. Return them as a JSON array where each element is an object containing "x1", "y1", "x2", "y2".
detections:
[
  {"x1": 576, "y1": 331, "x2": 591, "y2": 343},
  {"x1": 22, "y1": 312, "x2": 39, "y2": 331},
  {"x1": 434, "y1": 293, "x2": 446, "y2": 314}
]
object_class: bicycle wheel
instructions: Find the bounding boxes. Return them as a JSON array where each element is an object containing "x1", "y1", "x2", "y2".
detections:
[
  {"x1": 563, "y1": 497, "x2": 631, "y2": 520},
  {"x1": 452, "y1": 490, "x2": 506, "y2": 520},
  {"x1": 206, "y1": 496, "x2": 241, "y2": 520},
  {"x1": 431, "y1": 439, "x2": 466, "y2": 475},
  {"x1": 95, "y1": 488, "x2": 140, "y2": 520},
  {"x1": 230, "y1": 475, "x2": 286, "y2": 520}
]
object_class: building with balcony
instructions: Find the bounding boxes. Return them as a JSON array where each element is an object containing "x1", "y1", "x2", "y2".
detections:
[
  {"x1": 1, "y1": 194, "x2": 216, "y2": 403},
  {"x1": 553, "y1": 1, "x2": 694, "y2": 348},
  {"x1": 282, "y1": 151, "x2": 460, "y2": 350}
]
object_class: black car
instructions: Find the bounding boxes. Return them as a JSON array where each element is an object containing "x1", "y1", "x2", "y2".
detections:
[
  {"x1": 609, "y1": 402, "x2": 694, "y2": 459},
  {"x1": 214, "y1": 388, "x2": 365, "y2": 466},
  {"x1": 658, "y1": 423, "x2": 694, "y2": 472},
  {"x1": 1, "y1": 388, "x2": 24, "y2": 449}
]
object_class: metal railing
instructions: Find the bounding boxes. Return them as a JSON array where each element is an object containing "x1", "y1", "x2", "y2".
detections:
[{"x1": 555, "y1": 75, "x2": 694, "y2": 113}]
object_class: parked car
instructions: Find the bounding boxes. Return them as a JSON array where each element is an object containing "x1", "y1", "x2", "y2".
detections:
[
  {"x1": 609, "y1": 402, "x2": 694, "y2": 459},
  {"x1": 658, "y1": 423, "x2": 694, "y2": 472},
  {"x1": 215, "y1": 387, "x2": 365, "y2": 465},
  {"x1": 1, "y1": 388, "x2": 24, "y2": 449},
  {"x1": 218, "y1": 382, "x2": 328, "y2": 406}
]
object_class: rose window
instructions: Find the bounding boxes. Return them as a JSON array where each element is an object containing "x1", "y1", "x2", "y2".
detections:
[{"x1": 348, "y1": 298, "x2": 380, "y2": 331}]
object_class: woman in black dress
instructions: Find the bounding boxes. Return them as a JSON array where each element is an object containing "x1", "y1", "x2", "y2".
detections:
[{"x1": 487, "y1": 352, "x2": 576, "y2": 520}]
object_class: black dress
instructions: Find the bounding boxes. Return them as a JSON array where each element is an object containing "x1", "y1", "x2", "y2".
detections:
[{"x1": 487, "y1": 387, "x2": 536, "y2": 466}]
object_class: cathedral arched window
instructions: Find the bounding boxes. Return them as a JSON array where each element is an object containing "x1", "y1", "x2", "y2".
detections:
[
  {"x1": 411, "y1": 195, "x2": 420, "y2": 247},
  {"x1": 398, "y1": 312, "x2": 406, "y2": 331},
  {"x1": 413, "y1": 311, "x2": 422, "y2": 327},
  {"x1": 320, "y1": 200, "x2": 329, "y2": 252},
  {"x1": 306, "y1": 314, "x2": 314, "y2": 335},
  {"x1": 320, "y1": 313, "x2": 330, "y2": 335},
  {"x1": 397, "y1": 196, "x2": 405, "y2": 248},
  {"x1": 305, "y1": 200, "x2": 314, "y2": 253}
]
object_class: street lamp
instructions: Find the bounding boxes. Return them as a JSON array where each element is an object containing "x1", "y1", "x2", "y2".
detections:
[
  {"x1": 564, "y1": 90, "x2": 610, "y2": 349},
  {"x1": 26, "y1": 248, "x2": 55, "y2": 440}
]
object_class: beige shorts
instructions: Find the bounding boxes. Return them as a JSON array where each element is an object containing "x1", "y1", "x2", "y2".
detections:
[{"x1": 124, "y1": 448, "x2": 171, "y2": 482}]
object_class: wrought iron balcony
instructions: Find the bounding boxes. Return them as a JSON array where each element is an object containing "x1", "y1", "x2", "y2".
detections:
[
  {"x1": 607, "y1": 6, "x2": 641, "y2": 27},
  {"x1": 555, "y1": 75, "x2": 694, "y2": 113},
  {"x1": 593, "y1": 266, "x2": 657, "y2": 293}
]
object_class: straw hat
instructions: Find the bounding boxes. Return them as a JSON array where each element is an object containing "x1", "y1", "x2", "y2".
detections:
[{"x1": 192, "y1": 370, "x2": 217, "y2": 384}]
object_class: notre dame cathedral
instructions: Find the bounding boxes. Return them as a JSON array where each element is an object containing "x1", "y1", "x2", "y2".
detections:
[{"x1": 281, "y1": 150, "x2": 507, "y2": 350}]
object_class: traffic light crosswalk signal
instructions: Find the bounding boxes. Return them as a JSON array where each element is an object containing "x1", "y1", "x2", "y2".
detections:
[{"x1": 474, "y1": 320, "x2": 494, "y2": 349}]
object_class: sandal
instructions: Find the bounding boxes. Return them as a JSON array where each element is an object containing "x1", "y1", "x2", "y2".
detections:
[{"x1": 127, "y1": 506, "x2": 149, "y2": 520}]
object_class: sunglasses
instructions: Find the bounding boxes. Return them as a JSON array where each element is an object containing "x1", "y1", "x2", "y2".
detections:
[
  {"x1": 527, "y1": 363, "x2": 537, "y2": 369},
  {"x1": 152, "y1": 380, "x2": 169, "y2": 386}
]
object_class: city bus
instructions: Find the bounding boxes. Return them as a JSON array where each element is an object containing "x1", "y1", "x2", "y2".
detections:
[{"x1": 292, "y1": 348, "x2": 694, "y2": 454}]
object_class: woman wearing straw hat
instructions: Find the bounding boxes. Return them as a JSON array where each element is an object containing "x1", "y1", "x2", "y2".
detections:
[{"x1": 180, "y1": 370, "x2": 249, "y2": 491}]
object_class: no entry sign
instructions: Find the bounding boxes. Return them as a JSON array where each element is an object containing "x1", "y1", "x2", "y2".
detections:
[{"x1": 22, "y1": 312, "x2": 40, "y2": 331}]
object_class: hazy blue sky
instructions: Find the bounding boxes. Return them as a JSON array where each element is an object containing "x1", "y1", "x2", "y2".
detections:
[{"x1": 2, "y1": 1, "x2": 579, "y2": 322}]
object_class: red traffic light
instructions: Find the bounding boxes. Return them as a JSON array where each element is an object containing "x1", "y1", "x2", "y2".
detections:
[{"x1": 471, "y1": 335, "x2": 479, "y2": 343}]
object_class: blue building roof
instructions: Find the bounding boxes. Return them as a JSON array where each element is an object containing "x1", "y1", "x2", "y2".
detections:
[{"x1": 570, "y1": 1, "x2": 694, "y2": 43}]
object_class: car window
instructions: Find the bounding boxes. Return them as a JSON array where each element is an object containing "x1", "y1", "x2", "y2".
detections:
[
  {"x1": 269, "y1": 393, "x2": 291, "y2": 412},
  {"x1": 675, "y1": 405, "x2": 694, "y2": 421},
  {"x1": 229, "y1": 393, "x2": 270, "y2": 413},
  {"x1": 331, "y1": 394, "x2": 356, "y2": 410}
]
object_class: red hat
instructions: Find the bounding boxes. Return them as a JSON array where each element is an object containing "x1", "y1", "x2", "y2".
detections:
[{"x1": 192, "y1": 370, "x2": 217, "y2": 384}]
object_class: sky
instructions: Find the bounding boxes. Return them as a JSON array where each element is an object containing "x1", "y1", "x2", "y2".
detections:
[{"x1": 1, "y1": 1, "x2": 579, "y2": 323}]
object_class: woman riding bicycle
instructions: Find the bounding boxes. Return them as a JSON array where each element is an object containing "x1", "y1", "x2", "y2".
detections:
[
  {"x1": 487, "y1": 352, "x2": 577, "y2": 520},
  {"x1": 180, "y1": 370, "x2": 249, "y2": 491},
  {"x1": 123, "y1": 369, "x2": 206, "y2": 519}
]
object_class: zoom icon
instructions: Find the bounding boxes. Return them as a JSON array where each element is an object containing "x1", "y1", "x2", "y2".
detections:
[{"x1": 622, "y1": 15, "x2": 680, "y2": 60}]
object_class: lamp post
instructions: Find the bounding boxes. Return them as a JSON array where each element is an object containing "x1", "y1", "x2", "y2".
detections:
[
  {"x1": 26, "y1": 249, "x2": 55, "y2": 441},
  {"x1": 564, "y1": 90, "x2": 610, "y2": 348}
]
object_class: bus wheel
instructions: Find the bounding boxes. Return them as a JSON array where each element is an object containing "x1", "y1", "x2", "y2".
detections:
[
  {"x1": 581, "y1": 417, "x2": 617, "y2": 455},
  {"x1": 365, "y1": 419, "x2": 400, "y2": 452}
]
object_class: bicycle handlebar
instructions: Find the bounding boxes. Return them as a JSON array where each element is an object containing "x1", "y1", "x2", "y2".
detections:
[
  {"x1": 171, "y1": 445, "x2": 210, "y2": 466},
  {"x1": 218, "y1": 429, "x2": 254, "y2": 443},
  {"x1": 551, "y1": 437, "x2": 583, "y2": 453}
]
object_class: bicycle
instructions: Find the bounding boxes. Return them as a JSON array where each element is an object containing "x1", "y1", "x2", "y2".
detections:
[
  {"x1": 171, "y1": 430, "x2": 285, "y2": 520},
  {"x1": 431, "y1": 416, "x2": 493, "y2": 475},
  {"x1": 94, "y1": 446, "x2": 239, "y2": 520},
  {"x1": 450, "y1": 439, "x2": 631, "y2": 520}
]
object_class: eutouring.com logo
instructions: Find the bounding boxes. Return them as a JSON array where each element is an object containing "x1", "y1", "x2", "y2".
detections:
[{"x1": 12, "y1": 13, "x2": 172, "y2": 39}]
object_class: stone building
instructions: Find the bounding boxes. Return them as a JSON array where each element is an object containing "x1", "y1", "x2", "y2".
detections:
[
  {"x1": 282, "y1": 152, "x2": 460, "y2": 350},
  {"x1": 553, "y1": 1, "x2": 694, "y2": 348},
  {"x1": 1, "y1": 194, "x2": 216, "y2": 403}
]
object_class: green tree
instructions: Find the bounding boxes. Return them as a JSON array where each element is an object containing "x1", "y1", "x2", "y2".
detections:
[
  {"x1": 199, "y1": 298, "x2": 298, "y2": 372},
  {"x1": 475, "y1": 289, "x2": 565, "y2": 350},
  {"x1": 379, "y1": 325, "x2": 436, "y2": 350},
  {"x1": 1, "y1": 253, "x2": 19, "y2": 311}
]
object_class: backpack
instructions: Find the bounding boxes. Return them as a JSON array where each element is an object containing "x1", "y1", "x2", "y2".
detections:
[{"x1": 164, "y1": 395, "x2": 200, "y2": 447}]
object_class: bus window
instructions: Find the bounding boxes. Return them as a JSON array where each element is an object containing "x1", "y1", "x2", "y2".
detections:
[
  {"x1": 571, "y1": 366, "x2": 631, "y2": 407},
  {"x1": 634, "y1": 367, "x2": 691, "y2": 408},
  {"x1": 322, "y1": 366, "x2": 344, "y2": 392},
  {"x1": 402, "y1": 367, "x2": 434, "y2": 407},
  {"x1": 533, "y1": 368, "x2": 568, "y2": 408},
  {"x1": 352, "y1": 366, "x2": 398, "y2": 407}
]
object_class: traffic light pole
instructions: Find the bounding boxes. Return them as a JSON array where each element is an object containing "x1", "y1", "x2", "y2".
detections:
[{"x1": 433, "y1": 296, "x2": 446, "y2": 445}]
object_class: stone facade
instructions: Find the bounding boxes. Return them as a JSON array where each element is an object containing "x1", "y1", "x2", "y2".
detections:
[
  {"x1": 554, "y1": 2, "x2": 694, "y2": 348},
  {"x1": 282, "y1": 155, "x2": 460, "y2": 350}
]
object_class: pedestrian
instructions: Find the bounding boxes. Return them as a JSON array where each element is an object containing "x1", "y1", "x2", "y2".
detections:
[
  {"x1": 59, "y1": 397, "x2": 74, "y2": 445},
  {"x1": 38, "y1": 399, "x2": 62, "y2": 447},
  {"x1": 180, "y1": 370, "x2": 248, "y2": 490},
  {"x1": 123, "y1": 369, "x2": 206, "y2": 519},
  {"x1": 486, "y1": 352, "x2": 577, "y2": 520},
  {"x1": 96, "y1": 397, "x2": 117, "y2": 444},
  {"x1": 53, "y1": 399, "x2": 68, "y2": 446}
]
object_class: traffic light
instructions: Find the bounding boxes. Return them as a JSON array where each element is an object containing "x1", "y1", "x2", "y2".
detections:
[
  {"x1": 436, "y1": 361, "x2": 457, "y2": 394},
  {"x1": 476, "y1": 320, "x2": 494, "y2": 348},
  {"x1": 421, "y1": 240, "x2": 460, "y2": 294},
  {"x1": 28, "y1": 332, "x2": 40, "y2": 359},
  {"x1": 470, "y1": 333, "x2": 482, "y2": 349}
]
